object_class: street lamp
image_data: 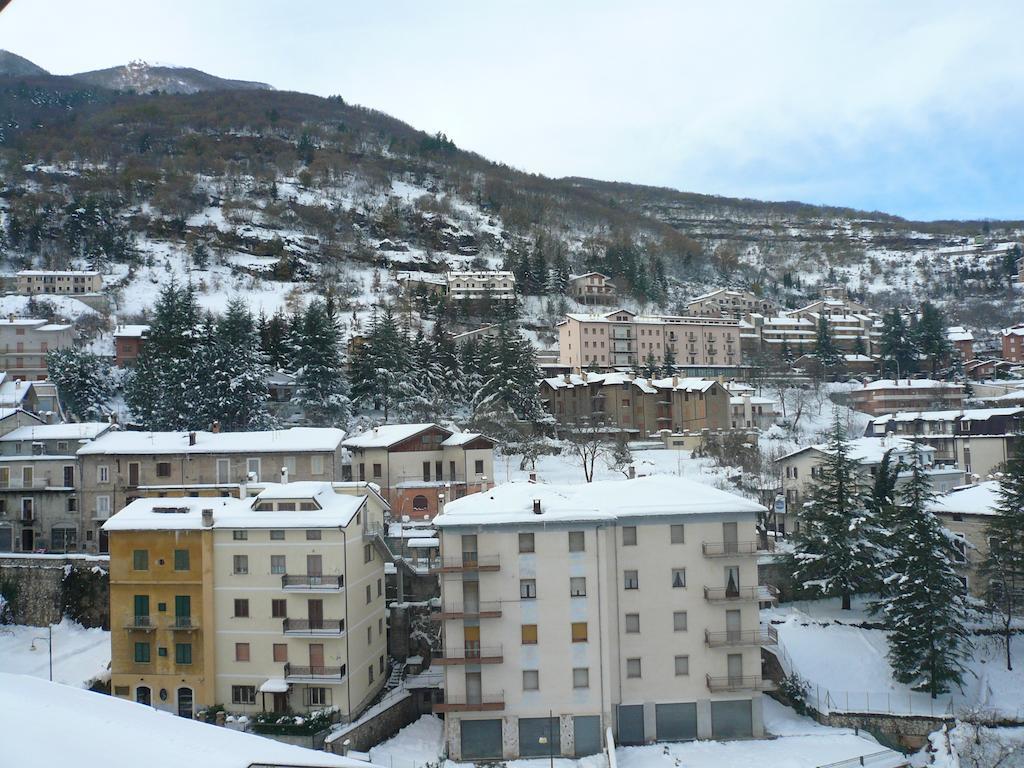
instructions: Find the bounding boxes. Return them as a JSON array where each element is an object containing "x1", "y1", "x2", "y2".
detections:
[{"x1": 30, "y1": 623, "x2": 53, "y2": 682}]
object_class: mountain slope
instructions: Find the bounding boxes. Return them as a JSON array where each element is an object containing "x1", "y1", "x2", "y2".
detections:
[
  {"x1": 0, "y1": 50, "x2": 48, "y2": 77},
  {"x1": 70, "y1": 60, "x2": 272, "y2": 94}
]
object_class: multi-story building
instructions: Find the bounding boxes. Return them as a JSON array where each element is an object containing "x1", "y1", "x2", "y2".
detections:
[
  {"x1": 847, "y1": 379, "x2": 966, "y2": 416},
  {"x1": 432, "y1": 476, "x2": 774, "y2": 760},
  {"x1": 16, "y1": 270, "x2": 103, "y2": 295},
  {"x1": 0, "y1": 421, "x2": 112, "y2": 553},
  {"x1": 1001, "y1": 324, "x2": 1024, "y2": 363},
  {"x1": 685, "y1": 289, "x2": 776, "y2": 319},
  {"x1": 867, "y1": 407, "x2": 1024, "y2": 479},
  {"x1": 557, "y1": 309, "x2": 741, "y2": 370},
  {"x1": 0, "y1": 375, "x2": 63, "y2": 420},
  {"x1": 78, "y1": 427, "x2": 346, "y2": 553},
  {"x1": 928, "y1": 481, "x2": 997, "y2": 597},
  {"x1": 567, "y1": 273, "x2": 617, "y2": 305},
  {"x1": 775, "y1": 436, "x2": 964, "y2": 535},
  {"x1": 0, "y1": 318, "x2": 75, "y2": 380},
  {"x1": 342, "y1": 424, "x2": 496, "y2": 519},
  {"x1": 728, "y1": 392, "x2": 780, "y2": 431},
  {"x1": 113, "y1": 324, "x2": 150, "y2": 367},
  {"x1": 947, "y1": 326, "x2": 974, "y2": 362},
  {"x1": 104, "y1": 481, "x2": 389, "y2": 719},
  {"x1": 539, "y1": 372, "x2": 730, "y2": 435},
  {"x1": 446, "y1": 271, "x2": 516, "y2": 301}
]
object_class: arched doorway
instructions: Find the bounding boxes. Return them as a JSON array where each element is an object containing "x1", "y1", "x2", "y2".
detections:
[
  {"x1": 136, "y1": 686, "x2": 151, "y2": 706},
  {"x1": 176, "y1": 687, "x2": 193, "y2": 718}
]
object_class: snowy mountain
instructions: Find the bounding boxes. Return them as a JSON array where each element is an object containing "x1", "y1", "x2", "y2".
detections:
[
  {"x1": 0, "y1": 49, "x2": 49, "y2": 77},
  {"x1": 70, "y1": 59, "x2": 272, "y2": 94}
]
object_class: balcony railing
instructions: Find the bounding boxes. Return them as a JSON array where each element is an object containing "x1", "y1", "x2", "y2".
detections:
[
  {"x1": 171, "y1": 616, "x2": 199, "y2": 631},
  {"x1": 282, "y1": 618, "x2": 345, "y2": 635},
  {"x1": 706, "y1": 674, "x2": 774, "y2": 692},
  {"x1": 0, "y1": 478, "x2": 52, "y2": 490},
  {"x1": 125, "y1": 615, "x2": 154, "y2": 631},
  {"x1": 704, "y1": 626, "x2": 778, "y2": 647},
  {"x1": 281, "y1": 574, "x2": 344, "y2": 591},
  {"x1": 428, "y1": 555, "x2": 500, "y2": 574},
  {"x1": 701, "y1": 541, "x2": 774, "y2": 557},
  {"x1": 703, "y1": 585, "x2": 778, "y2": 603},
  {"x1": 432, "y1": 601, "x2": 503, "y2": 621},
  {"x1": 432, "y1": 645, "x2": 503, "y2": 665},
  {"x1": 284, "y1": 663, "x2": 345, "y2": 680},
  {"x1": 434, "y1": 694, "x2": 505, "y2": 713}
]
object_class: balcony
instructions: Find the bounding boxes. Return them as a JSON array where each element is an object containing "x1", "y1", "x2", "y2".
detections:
[
  {"x1": 125, "y1": 615, "x2": 155, "y2": 632},
  {"x1": 281, "y1": 574, "x2": 344, "y2": 591},
  {"x1": 434, "y1": 694, "x2": 505, "y2": 713},
  {"x1": 284, "y1": 663, "x2": 345, "y2": 681},
  {"x1": 701, "y1": 541, "x2": 774, "y2": 557},
  {"x1": 703, "y1": 585, "x2": 779, "y2": 603},
  {"x1": 429, "y1": 555, "x2": 500, "y2": 574},
  {"x1": 706, "y1": 674, "x2": 775, "y2": 693},
  {"x1": 432, "y1": 601, "x2": 503, "y2": 621},
  {"x1": 282, "y1": 618, "x2": 345, "y2": 636},
  {"x1": 171, "y1": 616, "x2": 199, "y2": 631},
  {"x1": 704, "y1": 626, "x2": 778, "y2": 647},
  {"x1": 432, "y1": 645, "x2": 503, "y2": 665}
]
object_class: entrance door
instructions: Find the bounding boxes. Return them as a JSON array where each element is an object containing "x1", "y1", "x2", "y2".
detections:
[
  {"x1": 464, "y1": 626, "x2": 481, "y2": 659},
  {"x1": 722, "y1": 522, "x2": 738, "y2": 554},
  {"x1": 307, "y1": 554, "x2": 322, "y2": 585},
  {"x1": 307, "y1": 599, "x2": 323, "y2": 630},
  {"x1": 465, "y1": 671, "x2": 482, "y2": 705},
  {"x1": 128, "y1": 462, "x2": 140, "y2": 487},
  {"x1": 309, "y1": 642, "x2": 325, "y2": 673},
  {"x1": 216, "y1": 459, "x2": 230, "y2": 484},
  {"x1": 176, "y1": 687, "x2": 193, "y2": 718},
  {"x1": 727, "y1": 653, "x2": 743, "y2": 685},
  {"x1": 726, "y1": 609, "x2": 742, "y2": 643},
  {"x1": 136, "y1": 686, "x2": 151, "y2": 706},
  {"x1": 0, "y1": 525, "x2": 10, "y2": 552},
  {"x1": 63, "y1": 465, "x2": 74, "y2": 487},
  {"x1": 21, "y1": 527, "x2": 33, "y2": 551},
  {"x1": 272, "y1": 692, "x2": 288, "y2": 712}
]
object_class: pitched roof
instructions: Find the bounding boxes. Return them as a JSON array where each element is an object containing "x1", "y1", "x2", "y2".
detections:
[
  {"x1": 342, "y1": 423, "x2": 448, "y2": 449},
  {"x1": 928, "y1": 481, "x2": 1000, "y2": 516},
  {"x1": 77, "y1": 427, "x2": 345, "y2": 456},
  {"x1": 0, "y1": 422, "x2": 112, "y2": 442}
]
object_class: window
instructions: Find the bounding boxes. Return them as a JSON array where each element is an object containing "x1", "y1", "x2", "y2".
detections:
[
  {"x1": 626, "y1": 658, "x2": 642, "y2": 678},
  {"x1": 368, "y1": 665, "x2": 375, "y2": 685},
  {"x1": 377, "y1": 578, "x2": 383, "y2": 596},
  {"x1": 568, "y1": 531, "x2": 585, "y2": 552},
  {"x1": 952, "y1": 536, "x2": 967, "y2": 564},
  {"x1": 364, "y1": 544, "x2": 373, "y2": 563},
  {"x1": 175, "y1": 643, "x2": 192, "y2": 665},
  {"x1": 156, "y1": 462, "x2": 171, "y2": 478},
  {"x1": 134, "y1": 642, "x2": 151, "y2": 663},
  {"x1": 474, "y1": 459, "x2": 484, "y2": 475},
  {"x1": 625, "y1": 613, "x2": 640, "y2": 633},
  {"x1": 235, "y1": 643, "x2": 250, "y2": 662},
  {"x1": 246, "y1": 458, "x2": 261, "y2": 480},
  {"x1": 571, "y1": 622, "x2": 588, "y2": 642},
  {"x1": 233, "y1": 530, "x2": 248, "y2": 541},
  {"x1": 523, "y1": 670, "x2": 539, "y2": 691},
  {"x1": 97, "y1": 465, "x2": 109, "y2": 483},
  {"x1": 570, "y1": 577, "x2": 587, "y2": 597},
  {"x1": 366, "y1": 585, "x2": 372, "y2": 604},
  {"x1": 670, "y1": 524, "x2": 685, "y2": 544},
  {"x1": 173, "y1": 549, "x2": 189, "y2": 571},
  {"x1": 231, "y1": 685, "x2": 256, "y2": 705},
  {"x1": 518, "y1": 533, "x2": 535, "y2": 553},
  {"x1": 270, "y1": 555, "x2": 286, "y2": 574},
  {"x1": 311, "y1": 455, "x2": 325, "y2": 475},
  {"x1": 573, "y1": 667, "x2": 590, "y2": 689},
  {"x1": 673, "y1": 611, "x2": 688, "y2": 632},
  {"x1": 672, "y1": 568, "x2": 686, "y2": 588},
  {"x1": 271, "y1": 599, "x2": 287, "y2": 618},
  {"x1": 132, "y1": 549, "x2": 148, "y2": 571},
  {"x1": 521, "y1": 624, "x2": 538, "y2": 644},
  {"x1": 273, "y1": 643, "x2": 288, "y2": 662},
  {"x1": 520, "y1": 579, "x2": 537, "y2": 599},
  {"x1": 367, "y1": 626, "x2": 373, "y2": 644},
  {"x1": 624, "y1": 570, "x2": 639, "y2": 590},
  {"x1": 674, "y1": 655, "x2": 690, "y2": 676},
  {"x1": 268, "y1": 530, "x2": 286, "y2": 542},
  {"x1": 233, "y1": 599, "x2": 249, "y2": 618},
  {"x1": 96, "y1": 495, "x2": 111, "y2": 516},
  {"x1": 233, "y1": 555, "x2": 248, "y2": 575},
  {"x1": 306, "y1": 530, "x2": 321, "y2": 541},
  {"x1": 622, "y1": 526, "x2": 637, "y2": 546}
]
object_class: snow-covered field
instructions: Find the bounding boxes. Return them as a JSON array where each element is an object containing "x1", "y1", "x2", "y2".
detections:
[{"x1": 0, "y1": 618, "x2": 110, "y2": 687}]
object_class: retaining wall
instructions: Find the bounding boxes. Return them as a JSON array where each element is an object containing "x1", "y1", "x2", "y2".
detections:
[{"x1": 0, "y1": 553, "x2": 109, "y2": 628}]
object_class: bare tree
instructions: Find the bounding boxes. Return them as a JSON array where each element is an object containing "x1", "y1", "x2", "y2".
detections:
[{"x1": 564, "y1": 415, "x2": 613, "y2": 483}]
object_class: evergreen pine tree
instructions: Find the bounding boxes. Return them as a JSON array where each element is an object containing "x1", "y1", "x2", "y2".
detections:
[
  {"x1": 814, "y1": 315, "x2": 841, "y2": 372},
  {"x1": 292, "y1": 299, "x2": 351, "y2": 427},
  {"x1": 204, "y1": 298, "x2": 274, "y2": 431},
  {"x1": 981, "y1": 446, "x2": 1024, "y2": 670},
  {"x1": 643, "y1": 351, "x2": 659, "y2": 378},
  {"x1": 192, "y1": 241, "x2": 210, "y2": 270},
  {"x1": 662, "y1": 345, "x2": 677, "y2": 376},
  {"x1": 880, "y1": 310, "x2": 916, "y2": 378},
  {"x1": 46, "y1": 348, "x2": 114, "y2": 420},
  {"x1": 916, "y1": 302, "x2": 951, "y2": 375}
]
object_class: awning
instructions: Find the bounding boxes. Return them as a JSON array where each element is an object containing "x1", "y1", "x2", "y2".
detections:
[{"x1": 259, "y1": 678, "x2": 289, "y2": 693}]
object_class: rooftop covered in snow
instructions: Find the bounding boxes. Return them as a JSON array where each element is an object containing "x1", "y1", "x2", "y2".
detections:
[
  {"x1": 928, "y1": 481, "x2": 1001, "y2": 517},
  {"x1": 0, "y1": 422, "x2": 112, "y2": 443},
  {"x1": 77, "y1": 427, "x2": 345, "y2": 455}
]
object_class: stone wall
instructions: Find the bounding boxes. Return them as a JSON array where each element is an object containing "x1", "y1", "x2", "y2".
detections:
[
  {"x1": 326, "y1": 690, "x2": 419, "y2": 754},
  {"x1": 816, "y1": 711, "x2": 950, "y2": 751},
  {"x1": 0, "y1": 553, "x2": 109, "y2": 628}
]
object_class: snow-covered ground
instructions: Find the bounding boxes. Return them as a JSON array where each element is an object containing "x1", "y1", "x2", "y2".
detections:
[
  {"x1": 0, "y1": 618, "x2": 110, "y2": 687},
  {"x1": 913, "y1": 721, "x2": 1024, "y2": 767},
  {"x1": 0, "y1": 294, "x2": 98, "y2": 320}
]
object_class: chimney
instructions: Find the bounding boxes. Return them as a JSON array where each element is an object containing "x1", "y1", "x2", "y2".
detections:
[
  {"x1": 188, "y1": 431, "x2": 197, "y2": 446},
  {"x1": 528, "y1": 471, "x2": 537, "y2": 483},
  {"x1": 438, "y1": 493, "x2": 445, "y2": 513},
  {"x1": 211, "y1": 421, "x2": 221, "y2": 434},
  {"x1": 533, "y1": 498, "x2": 542, "y2": 515},
  {"x1": 201, "y1": 508, "x2": 213, "y2": 527},
  {"x1": 563, "y1": 373, "x2": 570, "y2": 384},
  {"x1": 280, "y1": 465, "x2": 289, "y2": 484},
  {"x1": 672, "y1": 375, "x2": 679, "y2": 387}
]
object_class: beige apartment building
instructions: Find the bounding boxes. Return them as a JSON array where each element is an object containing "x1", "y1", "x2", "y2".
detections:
[
  {"x1": 0, "y1": 318, "x2": 75, "y2": 380},
  {"x1": 16, "y1": 270, "x2": 103, "y2": 295},
  {"x1": 78, "y1": 427, "x2": 346, "y2": 553},
  {"x1": 432, "y1": 476, "x2": 774, "y2": 760},
  {"x1": 847, "y1": 379, "x2": 966, "y2": 416},
  {"x1": 446, "y1": 271, "x2": 516, "y2": 301},
  {"x1": 685, "y1": 289, "x2": 776, "y2": 319},
  {"x1": 557, "y1": 309, "x2": 741, "y2": 370},
  {"x1": 567, "y1": 273, "x2": 617, "y2": 305},
  {"x1": 928, "y1": 481, "x2": 998, "y2": 598},
  {"x1": 104, "y1": 481, "x2": 389, "y2": 719},
  {"x1": 539, "y1": 372, "x2": 730, "y2": 435}
]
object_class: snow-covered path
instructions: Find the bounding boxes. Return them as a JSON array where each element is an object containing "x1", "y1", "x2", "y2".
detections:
[{"x1": 0, "y1": 618, "x2": 110, "y2": 687}]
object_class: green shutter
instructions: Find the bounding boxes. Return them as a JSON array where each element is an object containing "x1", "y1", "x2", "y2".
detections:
[
  {"x1": 133, "y1": 550, "x2": 148, "y2": 570},
  {"x1": 174, "y1": 595, "x2": 190, "y2": 619},
  {"x1": 133, "y1": 595, "x2": 149, "y2": 620},
  {"x1": 175, "y1": 643, "x2": 192, "y2": 665},
  {"x1": 134, "y1": 642, "x2": 150, "y2": 663},
  {"x1": 174, "y1": 549, "x2": 190, "y2": 571}
]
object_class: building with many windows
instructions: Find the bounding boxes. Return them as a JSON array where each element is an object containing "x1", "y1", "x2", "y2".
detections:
[
  {"x1": 431, "y1": 476, "x2": 774, "y2": 760},
  {"x1": 567, "y1": 273, "x2": 617, "y2": 305},
  {"x1": 0, "y1": 317, "x2": 75, "y2": 380},
  {"x1": 15, "y1": 270, "x2": 103, "y2": 295},
  {"x1": 684, "y1": 289, "x2": 777, "y2": 320},
  {"x1": 446, "y1": 271, "x2": 516, "y2": 301},
  {"x1": 847, "y1": 379, "x2": 966, "y2": 416}
]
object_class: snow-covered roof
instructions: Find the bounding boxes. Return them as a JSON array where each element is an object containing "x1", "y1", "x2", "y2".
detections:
[
  {"x1": 0, "y1": 422, "x2": 111, "y2": 443},
  {"x1": 856, "y1": 379, "x2": 964, "y2": 391},
  {"x1": 0, "y1": 673, "x2": 374, "y2": 768},
  {"x1": 406, "y1": 537, "x2": 439, "y2": 548},
  {"x1": 568, "y1": 271, "x2": 612, "y2": 281},
  {"x1": 1002, "y1": 324, "x2": 1024, "y2": 338},
  {"x1": 929, "y1": 481, "x2": 1000, "y2": 517},
  {"x1": 17, "y1": 269, "x2": 101, "y2": 276},
  {"x1": 729, "y1": 395, "x2": 778, "y2": 407},
  {"x1": 78, "y1": 427, "x2": 345, "y2": 455},
  {"x1": 871, "y1": 407, "x2": 1024, "y2": 425},
  {"x1": 436, "y1": 476, "x2": 764, "y2": 528},
  {"x1": 779, "y1": 436, "x2": 930, "y2": 464},
  {"x1": 343, "y1": 423, "x2": 444, "y2": 449},
  {"x1": 541, "y1": 372, "x2": 719, "y2": 395},
  {"x1": 113, "y1": 324, "x2": 150, "y2": 338},
  {"x1": 947, "y1": 326, "x2": 974, "y2": 342},
  {"x1": 440, "y1": 431, "x2": 493, "y2": 447}
]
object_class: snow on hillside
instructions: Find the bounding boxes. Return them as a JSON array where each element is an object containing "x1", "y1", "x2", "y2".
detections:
[
  {"x1": 0, "y1": 618, "x2": 110, "y2": 688},
  {"x1": 0, "y1": 294, "x2": 98, "y2": 320}
]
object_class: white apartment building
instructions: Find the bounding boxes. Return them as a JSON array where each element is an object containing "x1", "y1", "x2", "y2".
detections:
[
  {"x1": 16, "y1": 270, "x2": 103, "y2": 295},
  {"x1": 557, "y1": 309, "x2": 742, "y2": 370},
  {"x1": 0, "y1": 317, "x2": 75, "y2": 380},
  {"x1": 685, "y1": 289, "x2": 776, "y2": 319},
  {"x1": 432, "y1": 476, "x2": 773, "y2": 761},
  {"x1": 446, "y1": 271, "x2": 517, "y2": 301}
]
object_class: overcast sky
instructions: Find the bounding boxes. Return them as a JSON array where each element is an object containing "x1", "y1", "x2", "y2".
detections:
[{"x1": 3, "y1": 1, "x2": 1023, "y2": 221}]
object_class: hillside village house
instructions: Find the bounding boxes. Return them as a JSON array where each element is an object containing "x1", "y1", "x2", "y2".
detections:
[
  {"x1": 685, "y1": 289, "x2": 777, "y2": 319},
  {"x1": 446, "y1": 270, "x2": 516, "y2": 301},
  {"x1": 567, "y1": 272, "x2": 617, "y2": 305},
  {"x1": 0, "y1": 421, "x2": 112, "y2": 553},
  {"x1": 0, "y1": 317, "x2": 75, "y2": 380},
  {"x1": 726, "y1": 388, "x2": 780, "y2": 431},
  {"x1": 342, "y1": 424, "x2": 496, "y2": 519},
  {"x1": 775, "y1": 437, "x2": 964, "y2": 536},
  {"x1": 15, "y1": 269, "x2": 103, "y2": 295},
  {"x1": 847, "y1": 379, "x2": 966, "y2": 416},
  {"x1": 557, "y1": 309, "x2": 742, "y2": 371},
  {"x1": 113, "y1": 324, "x2": 150, "y2": 367},
  {"x1": 0, "y1": 376, "x2": 63, "y2": 421},
  {"x1": 77, "y1": 427, "x2": 346, "y2": 553},
  {"x1": 867, "y1": 407, "x2": 1023, "y2": 479},
  {"x1": 432, "y1": 476, "x2": 774, "y2": 760},
  {"x1": 1001, "y1": 324, "x2": 1024, "y2": 363},
  {"x1": 539, "y1": 372, "x2": 730, "y2": 435},
  {"x1": 104, "y1": 481, "x2": 388, "y2": 720},
  {"x1": 947, "y1": 326, "x2": 974, "y2": 361},
  {"x1": 928, "y1": 481, "x2": 1000, "y2": 598}
]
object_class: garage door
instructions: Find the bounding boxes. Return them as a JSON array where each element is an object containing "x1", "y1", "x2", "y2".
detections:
[{"x1": 460, "y1": 719, "x2": 503, "y2": 760}]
